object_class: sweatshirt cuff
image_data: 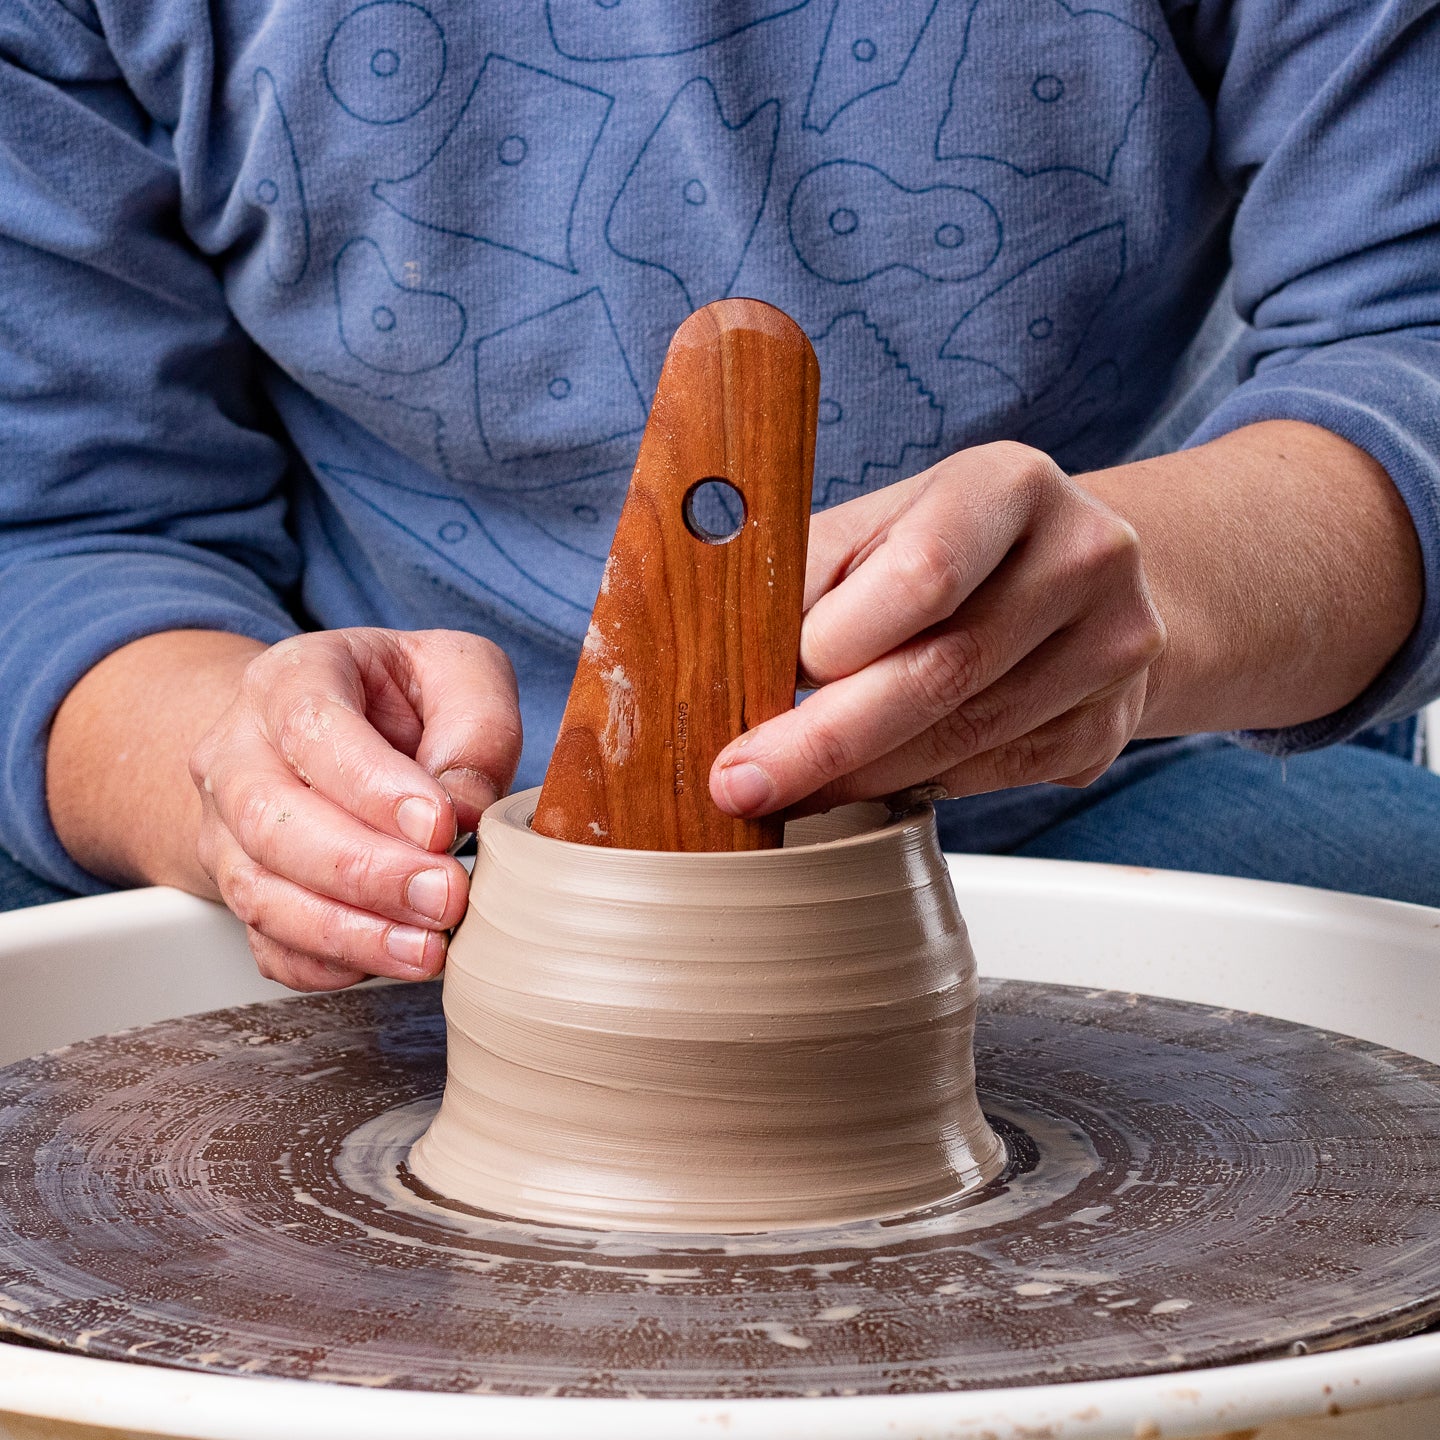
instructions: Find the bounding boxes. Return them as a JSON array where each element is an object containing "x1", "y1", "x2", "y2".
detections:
[
  {"x1": 0, "y1": 543, "x2": 299, "y2": 894},
  {"x1": 1185, "y1": 336, "x2": 1440, "y2": 756}
]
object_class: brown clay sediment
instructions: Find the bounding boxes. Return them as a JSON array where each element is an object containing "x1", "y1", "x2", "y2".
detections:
[
  {"x1": 410, "y1": 789, "x2": 1005, "y2": 1231},
  {"x1": 6, "y1": 981, "x2": 1440, "y2": 1392}
]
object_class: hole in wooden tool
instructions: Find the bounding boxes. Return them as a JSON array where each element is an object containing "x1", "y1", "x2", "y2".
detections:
[{"x1": 682, "y1": 478, "x2": 746, "y2": 545}]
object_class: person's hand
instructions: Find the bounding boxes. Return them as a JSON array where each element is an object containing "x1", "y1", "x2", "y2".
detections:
[
  {"x1": 189, "y1": 628, "x2": 520, "y2": 992},
  {"x1": 709, "y1": 441, "x2": 1166, "y2": 817}
]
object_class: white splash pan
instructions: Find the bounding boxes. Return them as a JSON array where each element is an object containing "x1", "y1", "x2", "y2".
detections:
[{"x1": 0, "y1": 856, "x2": 1436, "y2": 1440}]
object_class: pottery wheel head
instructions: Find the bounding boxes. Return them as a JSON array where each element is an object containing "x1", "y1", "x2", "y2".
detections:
[{"x1": 0, "y1": 981, "x2": 1437, "y2": 1397}]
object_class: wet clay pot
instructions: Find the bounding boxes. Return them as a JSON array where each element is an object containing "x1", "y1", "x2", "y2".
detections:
[{"x1": 409, "y1": 788, "x2": 1005, "y2": 1232}]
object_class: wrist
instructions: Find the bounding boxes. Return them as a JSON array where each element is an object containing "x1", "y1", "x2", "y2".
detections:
[
  {"x1": 48, "y1": 630, "x2": 265, "y2": 893},
  {"x1": 1076, "y1": 421, "x2": 1421, "y2": 738},
  {"x1": 1076, "y1": 467, "x2": 1211, "y2": 740}
]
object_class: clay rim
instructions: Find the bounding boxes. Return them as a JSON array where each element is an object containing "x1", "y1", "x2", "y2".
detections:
[{"x1": 489, "y1": 787, "x2": 916, "y2": 861}]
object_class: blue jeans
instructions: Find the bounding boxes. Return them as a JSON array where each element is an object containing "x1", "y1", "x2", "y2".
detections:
[
  {"x1": 3, "y1": 737, "x2": 1439, "y2": 911},
  {"x1": 1002, "y1": 741, "x2": 1440, "y2": 907},
  {"x1": 0, "y1": 850, "x2": 75, "y2": 910}
]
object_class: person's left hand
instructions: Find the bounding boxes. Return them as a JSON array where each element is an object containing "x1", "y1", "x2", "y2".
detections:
[{"x1": 708, "y1": 441, "x2": 1167, "y2": 818}]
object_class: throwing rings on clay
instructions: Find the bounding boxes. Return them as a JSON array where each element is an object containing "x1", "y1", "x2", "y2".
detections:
[{"x1": 410, "y1": 791, "x2": 1005, "y2": 1231}]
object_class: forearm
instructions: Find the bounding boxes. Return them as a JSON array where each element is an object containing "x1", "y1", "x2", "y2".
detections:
[
  {"x1": 47, "y1": 630, "x2": 266, "y2": 894},
  {"x1": 1080, "y1": 420, "x2": 1423, "y2": 738}
]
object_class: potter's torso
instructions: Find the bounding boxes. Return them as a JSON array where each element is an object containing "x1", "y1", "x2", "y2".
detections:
[{"x1": 121, "y1": 0, "x2": 1230, "y2": 777}]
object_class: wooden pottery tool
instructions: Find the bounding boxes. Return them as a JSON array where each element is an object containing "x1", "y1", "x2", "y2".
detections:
[{"x1": 531, "y1": 298, "x2": 819, "y2": 851}]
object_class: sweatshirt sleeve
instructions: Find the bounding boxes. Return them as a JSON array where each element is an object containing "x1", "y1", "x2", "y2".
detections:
[
  {"x1": 0, "y1": 6, "x2": 301, "y2": 893},
  {"x1": 1168, "y1": 0, "x2": 1440, "y2": 752}
]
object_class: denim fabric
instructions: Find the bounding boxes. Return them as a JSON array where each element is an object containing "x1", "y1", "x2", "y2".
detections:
[
  {"x1": 0, "y1": 848, "x2": 78, "y2": 911},
  {"x1": 1006, "y1": 739, "x2": 1440, "y2": 905},
  {"x1": 938, "y1": 719, "x2": 1424, "y2": 855}
]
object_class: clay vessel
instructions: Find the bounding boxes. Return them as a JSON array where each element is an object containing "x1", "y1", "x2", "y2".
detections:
[{"x1": 409, "y1": 788, "x2": 1004, "y2": 1232}]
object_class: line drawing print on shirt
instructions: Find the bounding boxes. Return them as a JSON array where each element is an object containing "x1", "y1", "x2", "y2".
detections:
[
  {"x1": 318, "y1": 465, "x2": 595, "y2": 644},
  {"x1": 323, "y1": 0, "x2": 448, "y2": 125},
  {"x1": 1019, "y1": 359, "x2": 1123, "y2": 456},
  {"x1": 808, "y1": 310, "x2": 945, "y2": 508},
  {"x1": 373, "y1": 54, "x2": 613, "y2": 273},
  {"x1": 606, "y1": 78, "x2": 781, "y2": 312},
  {"x1": 302, "y1": 369, "x2": 460, "y2": 483},
  {"x1": 936, "y1": 0, "x2": 1159, "y2": 183},
  {"x1": 545, "y1": 0, "x2": 810, "y2": 62},
  {"x1": 471, "y1": 289, "x2": 648, "y2": 466},
  {"x1": 940, "y1": 222, "x2": 1127, "y2": 403},
  {"x1": 249, "y1": 69, "x2": 310, "y2": 286},
  {"x1": 803, "y1": 0, "x2": 943, "y2": 133},
  {"x1": 788, "y1": 160, "x2": 1002, "y2": 285},
  {"x1": 512, "y1": 481, "x2": 626, "y2": 566},
  {"x1": 332, "y1": 237, "x2": 466, "y2": 375}
]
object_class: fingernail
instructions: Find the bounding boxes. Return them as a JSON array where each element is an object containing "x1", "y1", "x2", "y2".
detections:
[
  {"x1": 385, "y1": 924, "x2": 432, "y2": 972},
  {"x1": 438, "y1": 766, "x2": 500, "y2": 810},
  {"x1": 406, "y1": 867, "x2": 450, "y2": 923},
  {"x1": 716, "y1": 761, "x2": 774, "y2": 816},
  {"x1": 397, "y1": 796, "x2": 439, "y2": 848}
]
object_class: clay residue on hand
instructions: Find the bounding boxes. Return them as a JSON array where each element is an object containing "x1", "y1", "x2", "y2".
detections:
[{"x1": 409, "y1": 790, "x2": 1004, "y2": 1233}]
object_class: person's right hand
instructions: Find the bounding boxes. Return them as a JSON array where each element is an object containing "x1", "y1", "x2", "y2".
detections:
[{"x1": 188, "y1": 628, "x2": 521, "y2": 993}]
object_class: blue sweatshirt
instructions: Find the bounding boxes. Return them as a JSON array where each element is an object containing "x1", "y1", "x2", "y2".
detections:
[{"x1": 3, "y1": 0, "x2": 1439, "y2": 891}]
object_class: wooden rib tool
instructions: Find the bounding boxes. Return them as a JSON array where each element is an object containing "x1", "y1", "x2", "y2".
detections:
[{"x1": 531, "y1": 299, "x2": 819, "y2": 851}]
